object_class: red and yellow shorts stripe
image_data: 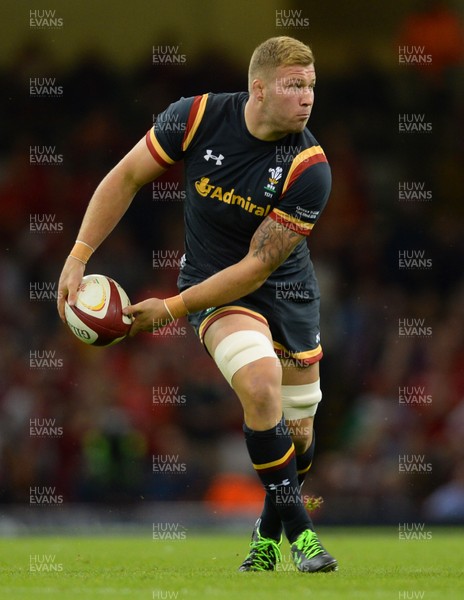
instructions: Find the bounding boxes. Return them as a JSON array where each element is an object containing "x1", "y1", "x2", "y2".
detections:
[{"x1": 198, "y1": 305, "x2": 269, "y2": 344}]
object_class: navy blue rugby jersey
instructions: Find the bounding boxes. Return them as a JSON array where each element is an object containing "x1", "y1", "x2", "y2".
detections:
[{"x1": 146, "y1": 92, "x2": 331, "y2": 290}]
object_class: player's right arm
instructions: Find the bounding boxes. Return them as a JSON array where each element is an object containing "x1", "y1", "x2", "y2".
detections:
[{"x1": 57, "y1": 137, "x2": 166, "y2": 321}]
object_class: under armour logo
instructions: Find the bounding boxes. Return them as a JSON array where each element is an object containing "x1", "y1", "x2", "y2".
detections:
[
  {"x1": 266, "y1": 478, "x2": 291, "y2": 491},
  {"x1": 204, "y1": 149, "x2": 224, "y2": 165}
]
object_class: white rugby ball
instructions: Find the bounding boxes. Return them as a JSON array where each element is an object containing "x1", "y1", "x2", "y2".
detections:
[{"x1": 64, "y1": 274, "x2": 132, "y2": 346}]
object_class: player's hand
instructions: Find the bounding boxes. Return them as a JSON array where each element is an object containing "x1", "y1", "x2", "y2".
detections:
[
  {"x1": 57, "y1": 256, "x2": 86, "y2": 322},
  {"x1": 123, "y1": 298, "x2": 173, "y2": 337}
]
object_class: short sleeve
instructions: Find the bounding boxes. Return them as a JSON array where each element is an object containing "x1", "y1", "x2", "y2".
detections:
[
  {"x1": 145, "y1": 94, "x2": 209, "y2": 168},
  {"x1": 269, "y1": 146, "x2": 331, "y2": 236}
]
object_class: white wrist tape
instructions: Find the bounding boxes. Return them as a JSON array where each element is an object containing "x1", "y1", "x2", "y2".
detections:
[{"x1": 213, "y1": 330, "x2": 277, "y2": 387}]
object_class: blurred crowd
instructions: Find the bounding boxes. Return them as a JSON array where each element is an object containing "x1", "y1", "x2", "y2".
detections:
[{"x1": 1, "y1": 2, "x2": 464, "y2": 525}]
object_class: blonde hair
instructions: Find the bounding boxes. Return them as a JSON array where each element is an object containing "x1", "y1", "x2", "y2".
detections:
[{"x1": 248, "y1": 36, "x2": 314, "y2": 90}]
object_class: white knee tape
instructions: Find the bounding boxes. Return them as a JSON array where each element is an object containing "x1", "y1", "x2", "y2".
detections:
[
  {"x1": 213, "y1": 330, "x2": 277, "y2": 387},
  {"x1": 281, "y1": 380, "x2": 322, "y2": 420}
]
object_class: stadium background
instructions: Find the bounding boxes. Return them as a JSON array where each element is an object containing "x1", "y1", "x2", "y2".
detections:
[{"x1": 0, "y1": 0, "x2": 463, "y2": 532}]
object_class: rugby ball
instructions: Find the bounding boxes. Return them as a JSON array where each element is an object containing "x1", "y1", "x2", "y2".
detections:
[{"x1": 64, "y1": 274, "x2": 132, "y2": 346}]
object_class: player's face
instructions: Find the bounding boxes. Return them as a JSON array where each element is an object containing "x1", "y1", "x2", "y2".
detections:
[{"x1": 263, "y1": 64, "x2": 316, "y2": 137}]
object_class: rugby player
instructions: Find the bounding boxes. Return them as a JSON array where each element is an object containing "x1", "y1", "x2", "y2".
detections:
[{"x1": 58, "y1": 36, "x2": 337, "y2": 573}]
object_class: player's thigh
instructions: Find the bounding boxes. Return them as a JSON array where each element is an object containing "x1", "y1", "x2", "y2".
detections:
[
  {"x1": 204, "y1": 312, "x2": 281, "y2": 393},
  {"x1": 204, "y1": 312, "x2": 273, "y2": 356},
  {"x1": 204, "y1": 314, "x2": 282, "y2": 431},
  {"x1": 204, "y1": 313, "x2": 282, "y2": 421},
  {"x1": 281, "y1": 360, "x2": 319, "y2": 386}
]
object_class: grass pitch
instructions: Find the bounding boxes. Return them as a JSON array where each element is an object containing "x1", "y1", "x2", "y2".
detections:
[{"x1": 0, "y1": 528, "x2": 462, "y2": 599}]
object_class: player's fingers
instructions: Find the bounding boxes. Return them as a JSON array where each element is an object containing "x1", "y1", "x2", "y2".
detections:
[
  {"x1": 127, "y1": 313, "x2": 152, "y2": 337},
  {"x1": 127, "y1": 318, "x2": 140, "y2": 337},
  {"x1": 123, "y1": 303, "x2": 147, "y2": 337},
  {"x1": 57, "y1": 291, "x2": 67, "y2": 322},
  {"x1": 57, "y1": 258, "x2": 85, "y2": 322},
  {"x1": 67, "y1": 287, "x2": 78, "y2": 307},
  {"x1": 122, "y1": 303, "x2": 140, "y2": 317},
  {"x1": 57, "y1": 282, "x2": 79, "y2": 322}
]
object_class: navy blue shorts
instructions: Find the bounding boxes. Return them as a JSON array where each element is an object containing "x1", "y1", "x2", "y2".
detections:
[{"x1": 179, "y1": 275, "x2": 322, "y2": 366}]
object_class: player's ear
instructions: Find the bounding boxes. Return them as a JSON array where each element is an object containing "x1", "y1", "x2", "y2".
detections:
[{"x1": 250, "y1": 78, "x2": 265, "y2": 102}]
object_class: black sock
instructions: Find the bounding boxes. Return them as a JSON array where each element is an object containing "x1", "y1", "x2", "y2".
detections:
[
  {"x1": 297, "y1": 430, "x2": 315, "y2": 486},
  {"x1": 243, "y1": 416, "x2": 313, "y2": 543},
  {"x1": 258, "y1": 429, "x2": 316, "y2": 540}
]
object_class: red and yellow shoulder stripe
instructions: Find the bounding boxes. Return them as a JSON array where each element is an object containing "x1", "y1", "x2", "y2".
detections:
[
  {"x1": 280, "y1": 145, "x2": 327, "y2": 196},
  {"x1": 182, "y1": 93, "x2": 208, "y2": 151},
  {"x1": 268, "y1": 145, "x2": 327, "y2": 236},
  {"x1": 145, "y1": 128, "x2": 176, "y2": 168},
  {"x1": 268, "y1": 208, "x2": 314, "y2": 236},
  {"x1": 145, "y1": 94, "x2": 209, "y2": 167}
]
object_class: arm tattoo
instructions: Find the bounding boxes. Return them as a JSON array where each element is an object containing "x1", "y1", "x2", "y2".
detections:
[{"x1": 251, "y1": 217, "x2": 303, "y2": 268}]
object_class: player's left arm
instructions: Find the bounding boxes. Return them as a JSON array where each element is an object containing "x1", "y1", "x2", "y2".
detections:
[
  {"x1": 185, "y1": 215, "x2": 304, "y2": 304},
  {"x1": 125, "y1": 215, "x2": 305, "y2": 334},
  {"x1": 182, "y1": 217, "x2": 305, "y2": 300}
]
